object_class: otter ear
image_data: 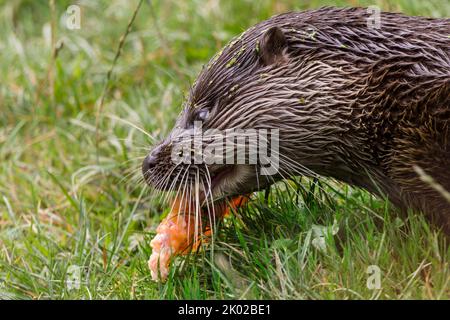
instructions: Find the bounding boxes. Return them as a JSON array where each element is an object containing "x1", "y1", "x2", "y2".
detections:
[{"x1": 258, "y1": 26, "x2": 288, "y2": 66}]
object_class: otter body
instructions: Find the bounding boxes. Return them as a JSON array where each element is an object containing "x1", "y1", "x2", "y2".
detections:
[{"x1": 143, "y1": 7, "x2": 450, "y2": 235}]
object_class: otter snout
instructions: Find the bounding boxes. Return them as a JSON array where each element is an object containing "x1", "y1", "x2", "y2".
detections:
[
  {"x1": 142, "y1": 153, "x2": 157, "y2": 179},
  {"x1": 142, "y1": 143, "x2": 174, "y2": 189},
  {"x1": 142, "y1": 145, "x2": 161, "y2": 177}
]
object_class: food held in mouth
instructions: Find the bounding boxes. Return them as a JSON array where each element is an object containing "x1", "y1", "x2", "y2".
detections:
[{"x1": 148, "y1": 196, "x2": 248, "y2": 281}]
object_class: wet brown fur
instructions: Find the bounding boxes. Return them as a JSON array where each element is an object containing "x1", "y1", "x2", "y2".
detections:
[{"x1": 143, "y1": 7, "x2": 450, "y2": 235}]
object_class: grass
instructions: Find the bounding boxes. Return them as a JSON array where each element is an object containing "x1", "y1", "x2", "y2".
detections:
[{"x1": 0, "y1": 0, "x2": 449, "y2": 299}]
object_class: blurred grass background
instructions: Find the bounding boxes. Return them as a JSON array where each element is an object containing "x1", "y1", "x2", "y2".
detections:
[{"x1": 0, "y1": 0, "x2": 449, "y2": 299}]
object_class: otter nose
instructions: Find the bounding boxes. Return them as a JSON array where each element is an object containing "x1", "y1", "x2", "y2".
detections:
[
  {"x1": 142, "y1": 154, "x2": 157, "y2": 172},
  {"x1": 142, "y1": 147, "x2": 161, "y2": 177}
]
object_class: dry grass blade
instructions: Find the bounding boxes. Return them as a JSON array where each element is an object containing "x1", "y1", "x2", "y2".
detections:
[
  {"x1": 414, "y1": 165, "x2": 450, "y2": 203},
  {"x1": 95, "y1": 0, "x2": 145, "y2": 160}
]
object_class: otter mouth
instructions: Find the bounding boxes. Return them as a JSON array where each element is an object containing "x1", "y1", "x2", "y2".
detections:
[
  {"x1": 200, "y1": 165, "x2": 236, "y2": 203},
  {"x1": 209, "y1": 166, "x2": 235, "y2": 190}
]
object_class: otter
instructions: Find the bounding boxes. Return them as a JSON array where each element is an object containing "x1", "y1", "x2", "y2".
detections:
[{"x1": 142, "y1": 7, "x2": 450, "y2": 236}]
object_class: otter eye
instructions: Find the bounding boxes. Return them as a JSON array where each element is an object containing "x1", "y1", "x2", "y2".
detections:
[{"x1": 196, "y1": 109, "x2": 209, "y2": 122}]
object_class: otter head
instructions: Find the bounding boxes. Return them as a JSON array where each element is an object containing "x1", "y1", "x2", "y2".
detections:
[{"x1": 142, "y1": 23, "x2": 340, "y2": 205}]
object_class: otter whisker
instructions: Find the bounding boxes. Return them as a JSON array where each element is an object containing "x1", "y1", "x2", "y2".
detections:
[
  {"x1": 171, "y1": 167, "x2": 187, "y2": 209},
  {"x1": 202, "y1": 164, "x2": 217, "y2": 239},
  {"x1": 159, "y1": 164, "x2": 185, "y2": 206},
  {"x1": 201, "y1": 179, "x2": 215, "y2": 238},
  {"x1": 194, "y1": 168, "x2": 201, "y2": 248},
  {"x1": 106, "y1": 114, "x2": 156, "y2": 142},
  {"x1": 119, "y1": 163, "x2": 148, "y2": 186}
]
